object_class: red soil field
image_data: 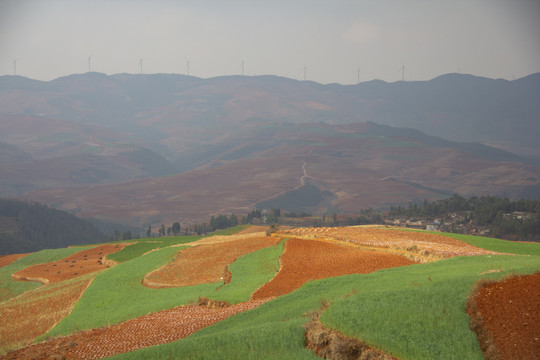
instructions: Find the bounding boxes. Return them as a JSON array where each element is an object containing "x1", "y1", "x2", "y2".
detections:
[
  {"x1": 12, "y1": 244, "x2": 128, "y2": 284},
  {"x1": 0, "y1": 254, "x2": 28, "y2": 269},
  {"x1": 144, "y1": 236, "x2": 282, "y2": 288},
  {"x1": 1, "y1": 298, "x2": 271, "y2": 360},
  {"x1": 252, "y1": 237, "x2": 416, "y2": 299},
  {"x1": 281, "y1": 226, "x2": 499, "y2": 258},
  {"x1": 0, "y1": 275, "x2": 94, "y2": 353},
  {"x1": 470, "y1": 272, "x2": 540, "y2": 360}
]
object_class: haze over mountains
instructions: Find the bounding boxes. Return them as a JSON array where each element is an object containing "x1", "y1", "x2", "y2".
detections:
[{"x1": 0, "y1": 72, "x2": 539, "y2": 227}]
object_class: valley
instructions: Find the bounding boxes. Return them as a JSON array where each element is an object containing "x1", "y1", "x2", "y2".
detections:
[{"x1": 0, "y1": 73, "x2": 539, "y2": 228}]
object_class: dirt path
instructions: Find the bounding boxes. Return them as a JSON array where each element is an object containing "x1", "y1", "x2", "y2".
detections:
[
  {"x1": 252, "y1": 237, "x2": 416, "y2": 299},
  {"x1": 469, "y1": 272, "x2": 540, "y2": 360},
  {"x1": 1, "y1": 298, "x2": 272, "y2": 360},
  {"x1": 12, "y1": 244, "x2": 128, "y2": 284}
]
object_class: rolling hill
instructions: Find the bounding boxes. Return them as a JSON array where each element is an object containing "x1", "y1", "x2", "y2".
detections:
[
  {"x1": 0, "y1": 198, "x2": 107, "y2": 254},
  {"x1": 1, "y1": 73, "x2": 539, "y2": 226},
  {"x1": 0, "y1": 225, "x2": 538, "y2": 359}
]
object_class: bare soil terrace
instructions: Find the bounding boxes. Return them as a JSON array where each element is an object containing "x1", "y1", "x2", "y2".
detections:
[
  {"x1": 11, "y1": 244, "x2": 128, "y2": 284},
  {"x1": 252, "y1": 237, "x2": 416, "y2": 299},
  {"x1": 280, "y1": 226, "x2": 499, "y2": 259},
  {"x1": 144, "y1": 235, "x2": 282, "y2": 288},
  {"x1": 1, "y1": 298, "x2": 272, "y2": 360},
  {"x1": 469, "y1": 272, "x2": 540, "y2": 360}
]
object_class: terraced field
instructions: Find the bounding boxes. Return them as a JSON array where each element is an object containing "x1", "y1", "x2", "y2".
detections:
[{"x1": 0, "y1": 226, "x2": 538, "y2": 359}]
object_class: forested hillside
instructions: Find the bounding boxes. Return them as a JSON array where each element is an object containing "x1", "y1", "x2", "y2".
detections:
[{"x1": 0, "y1": 198, "x2": 107, "y2": 255}]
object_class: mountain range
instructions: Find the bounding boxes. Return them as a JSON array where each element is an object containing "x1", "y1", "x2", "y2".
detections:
[{"x1": 0, "y1": 72, "x2": 539, "y2": 227}]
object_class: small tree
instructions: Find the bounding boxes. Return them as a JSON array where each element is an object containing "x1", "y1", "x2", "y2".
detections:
[
  {"x1": 146, "y1": 225, "x2": 151, "y2": 238},
  {"x1": 172, "y1": 222, "x2": 181, "y2": 235}
]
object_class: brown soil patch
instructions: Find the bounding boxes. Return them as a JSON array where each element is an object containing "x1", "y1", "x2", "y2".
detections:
[
  {"x1": 0, "y1": 253, "x2": 29, "y2": 269},
  {"x1": 281, "y1": 226, "x2": 499, "y2": 259},
  {"x1": 1, "y1": 298, "x2": 271, "y2": 360},
  {"x1": 251, "y1": 238, "x2": 416, "y2": 299},
  {"x1": 144, "y1": 236, "x2": 282, "y2": 288},
  {"x1": 468, "y1": 272, "x2": 540, "y2": 360},
  {"x1": 0, "y1": 275, "x2": 94, "y2": 354},
  {"x1": 12, "y1": 244, "x2": 128, "y2": 284}
]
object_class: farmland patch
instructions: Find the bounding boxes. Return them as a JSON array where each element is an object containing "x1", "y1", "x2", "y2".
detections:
[
  {"x1": 281, "y1": 226, "x2": 499, "y2": 259},
  {"x1": 144, "y1": 235, "x2": 282, "y2": 288},
  {"x1": 0, "y1": 274, "x2": 94, "y2": 355},
  {"x1": 468, "y1": 272, "x2": 540, "y2": 360},
  {"x1": 12, "y1": 243, "x2": 128, "y2": 284},
  {"x1": 251, "y1": 237, "x2": 415, "y2": 299}
]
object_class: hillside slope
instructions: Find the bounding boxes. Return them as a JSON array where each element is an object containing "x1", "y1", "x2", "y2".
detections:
[
  {"x1": 24, "y1": 121, "x2": 540, "y2": 226},
  {"x1": 0, "y1": 198, "x2": 107, "y2": 255}
]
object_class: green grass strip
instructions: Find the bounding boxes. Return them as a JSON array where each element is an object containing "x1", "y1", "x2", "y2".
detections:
[
  {"x1": 210, "y1": 239, "x2": 285, "y2": 303},
  {"x1": 109, "y1": 254, "x2": 539, "y2": 360},
  {"x1": 107, "y1": 236, "x2": 201, "y2": 263},
  {"x1": 321, "y1": 254, "x2": 540, "y2": 360},
  {"x1": 436, "y1": 232, "x2": 540, "y2": 256},
  {"x1": 45, "y1": 237, "x2": 286, "y2": 338},
  {"x1": 0, "y1": 247, "x2": 92, "y2": 303},
  {"x1": 42, "y1": 246, "x2": 218, "y2": 338}
]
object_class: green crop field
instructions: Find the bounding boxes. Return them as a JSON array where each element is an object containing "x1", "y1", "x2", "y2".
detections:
[
  {"x1": 0, "y1": 247, "x2": 92, "y2": 302},
  {"x1": 110, "y1": 252, "x2": 539, "y2": 360},
  {"x1": 3, "y1": 227, "x2": 539, "y2": 359},
  {"x1": 42, "y1": 237, "x2": 284, "y2": 339}
]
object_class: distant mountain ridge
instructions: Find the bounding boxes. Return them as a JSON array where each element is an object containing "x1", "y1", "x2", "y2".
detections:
[
  {"x1": 1, "y1": 72, "x2": 538, "y2": 156},
  {"x1": 1, "y1": 72, "x2": 539, "y2": 226}
]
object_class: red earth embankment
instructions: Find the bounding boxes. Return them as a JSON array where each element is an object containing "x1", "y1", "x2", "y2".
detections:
[{"x1": 469, "y1": 272, "x2": 540, "y2": 360}]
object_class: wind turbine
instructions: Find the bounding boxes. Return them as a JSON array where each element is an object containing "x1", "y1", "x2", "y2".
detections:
[
  {"x1": 186, "y1": 60, "x2": 190, "y2": 76},
  {"x1": 9, "y1": 56, "x2": 19, "y2": 76},
  {"x1": 88, "y1": 56, "x2": 91, "y2": 72},
  {"x1": 399, "y1": 65, "x2": 405, "y2": 81}
]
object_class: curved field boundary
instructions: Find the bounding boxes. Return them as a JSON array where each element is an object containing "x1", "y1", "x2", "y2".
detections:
[
  {"x1": 12, "y1": 244, "x2": 128, "y2": 284},
  {"x1": 1, "y1": 298, "x2": 272, "y2": 359},
  {"x1": 280, "y1": 226, "x2": 500, "y2": 259},
  {"x1": 0, "y1": 274, "x2": 95, "y2": 355},
  {"x1": 252, "y1": 237, "x2": 416, "y2": 299},
  {"x1": 0, "y1": 254, "x2": 29, "y2": 269},
  {"x1": 144, "y1": 236, "x2": 282, "y2": 288},
  {"x1": 0, "y1": 247, "x2": 93, "y2": 304}
]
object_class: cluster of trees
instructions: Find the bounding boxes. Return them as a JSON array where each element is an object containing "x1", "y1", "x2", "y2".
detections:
[
  {"x1": 0, "y1": 198, "x2": 107, "y2": 255},
  {"x1": 146, "y1": 222, "x2": 182, "y2": 237},
  {"x1": 390, "y1": 194, "x2": 540, "y2": 240},
  {"x1": 241, "y1": 208, "x2": 281, "y2": 224}
]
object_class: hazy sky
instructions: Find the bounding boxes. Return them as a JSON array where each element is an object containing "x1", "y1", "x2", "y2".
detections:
[{"x1": 1, "y1": 0, "x2": 539, "y2": 84}]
